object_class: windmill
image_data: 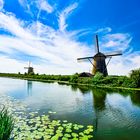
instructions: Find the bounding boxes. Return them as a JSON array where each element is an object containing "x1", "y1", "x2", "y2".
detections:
[
  {"x1": 24, "y1": 62, "x2": 34, "y2": 74},
  {"x1": 77, "y1": 35, "x2": 122, "y2": 76}
]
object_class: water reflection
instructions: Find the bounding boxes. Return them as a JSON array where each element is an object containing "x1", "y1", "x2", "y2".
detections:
[
  {"x1": 71, "y1": 85, "x2": 91, "y2": 94},
  {"x1": 92, "y1": 88, "x2": 106, "y2": 111},
  {"x1": 70, "y1": 85, "x2": 107, "y2": 131},
  {"x1": 103, "y1": 88, "x2": 140, "y2": 108},
  {"x1": 92, "y1": 89, "x2": 107, "y2": 132},
  {"x1": 130, "y1": 90, "x2": 140, "y2": 107},
  {"x1": 71, "y1": 84, "x2": 78, "y2": 92},
  {"x1": 69, "y1": 84, "x2": 140, "y2": 135},
  {"x1": 1, "y1": 77, "x2": 140, "y2": 140},
  {"x1": 27, "y1": 80, "x2": 32, "y2": 96}
]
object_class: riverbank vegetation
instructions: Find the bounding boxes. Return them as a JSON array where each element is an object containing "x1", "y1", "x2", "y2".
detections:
[
  {"x1": 0, "y1": 107, "x2": 14, "y2": 140},
  {"x1": 0, "y1": 68, "x2": 140, "y2": 89}
]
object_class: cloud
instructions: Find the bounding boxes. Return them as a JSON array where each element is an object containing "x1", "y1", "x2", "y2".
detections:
[
  {"x1": 0, "y1": 56, "x2": 26, "y2": 73},
  {"x1": 0, "y1": 12, "x2": 35, "y2": 40},
  {"x1": 18, "y1": 0, "x2": 30, "y2": 12},
  {"x1": 0, "y1": 0, "x2": 4, "y2": 10},
  {"x1": 58, "y1": 2, "x2": 78, "y2": 32},
  {"x1": 0, "y1": 5, "x2": 91, "y2": 74},
  {"x1": 18, "y1": 0, "x2": 27, "y2": 7},
  {"x1": 0, "y1": 1, "x2": 139, "y2": 76},
  {"x1": 107, "y1": 51, "x2": 140, "y2": 76},
  {"x1": 37, "y1": 0, "x2": 54, "y2": 13},
  {"x1": 95, "y1": 27, "x2": 112, "y2": 34},
  {"x1": 101, "y1": 33, "x2": 132, "y2": 53}
]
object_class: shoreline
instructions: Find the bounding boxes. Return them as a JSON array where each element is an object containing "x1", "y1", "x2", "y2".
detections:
[{"x1": 0, "y1": 76, "x2": 140, "y2": 91}]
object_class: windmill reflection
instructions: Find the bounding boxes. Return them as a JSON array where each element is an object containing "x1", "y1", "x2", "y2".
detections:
[
  {"x1": 71, "y1": 85, "x2": 91, "y2": 94},
  {"x1": 92, "y1": 89, "x2": 106, "y2": 110},
  {"x1": 27, "y1": 80, "x2": 32, "y2": 96},
  {"x1": 92, "y1": 88, "x2": 107, "y2": 132},
  {"x1": 70, "y1": 85, "x2": 107, "y2": 131}
]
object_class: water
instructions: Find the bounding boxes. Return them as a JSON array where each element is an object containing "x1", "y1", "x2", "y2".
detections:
[{"x1": 0, "y1": 77, "x2": 140, "y2": 140}]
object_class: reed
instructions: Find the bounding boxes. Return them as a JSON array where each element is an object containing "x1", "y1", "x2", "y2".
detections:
[{"x1": 0, "y1": 107, "x2": 14, "y2": 140}]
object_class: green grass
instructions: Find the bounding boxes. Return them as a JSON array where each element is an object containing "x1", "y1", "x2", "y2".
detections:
[
  {"x1": 0, "y1": 107, "x2": 14, "y2": 140},
  {"x1": 0, "y1": 69, "x2": 140, "y2": 90}
]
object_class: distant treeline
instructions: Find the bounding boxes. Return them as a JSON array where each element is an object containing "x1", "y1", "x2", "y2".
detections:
[{"x1": 0, "y1": 68, "x2": 140, "y2": 89}]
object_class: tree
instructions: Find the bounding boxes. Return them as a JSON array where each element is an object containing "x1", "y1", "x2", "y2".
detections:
[{"x1": 129, "y1": 68, "x2": 140, "y2": 88}]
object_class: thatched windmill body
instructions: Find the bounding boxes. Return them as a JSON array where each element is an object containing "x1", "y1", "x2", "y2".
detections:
[
  {"x1": 24, "y1": 62, "x2": 34, "y2": 74},
  {"x1": 77, "y1": 35, "x2": 122, "y2": 76}
]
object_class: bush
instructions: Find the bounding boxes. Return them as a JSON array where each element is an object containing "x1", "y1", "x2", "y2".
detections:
[
  {"x1": 0, "y1": 107, "x2": 14, "y2": 140},
  {"x1": 93, "y1": 72, "x2": 104, "y2": 83},
  {"x1": 117, "y1": 76, "x2": 126, "y2": 86},
  {"x1": 69, "y1": 74, "x2": 79, "y2": 83},
  {"x1": 59, "y1": 75, "x2": 71, "y2": 81},
  {"x1": 129, "y1": 68, "x2": 140, "y2": 88},
  {"x1": 94, "y1": 72, "x2": 104, "y2": 80},
  {"x1": 77, "y1": 77, "x2": 92, "y2": 84},
  {"x1": 122, "y1": 77, "x2": 137, "y2": 88}
]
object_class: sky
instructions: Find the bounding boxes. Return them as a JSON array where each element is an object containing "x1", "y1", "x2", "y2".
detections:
[{"x1": 0, "y1": 0, "x2": 140, "y2": 75}]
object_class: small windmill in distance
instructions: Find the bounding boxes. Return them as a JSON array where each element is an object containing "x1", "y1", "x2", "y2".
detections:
[
  {"x1": 24, "y1": 61, "x2": 34, "y2": 74},
  {"x1": 77, "y1": 35, "x2": 122, "y2": 76}
]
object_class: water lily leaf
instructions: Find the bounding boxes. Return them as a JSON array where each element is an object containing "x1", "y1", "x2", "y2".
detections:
[
  {"x1": 38, "y1": 128, "x2": 44, "y2": 132},
  {"x1": 58, "y1": 126, "x2": 64, "y2": 131},
  {"x1": 62, "y1": 137, "x2": 69, "y2": 140},
  {"x1": 64, "y1": 133, "x2": 71, "y2": 138},
  {"x1": 72, "y1": 133, "x2": 78, "y2": 138},
  {"x1": 65, "y1": 128, "x2": 72, "y2": 133},
  {"x1": 34, "y1": 135, "x2": 42, "y2": 139},
  {"x1": 80, "y1": 135, "x2": 89, "y2": 140},
  {"x1": 51, "y1": 135, "x2": 59, "y2": 140}
]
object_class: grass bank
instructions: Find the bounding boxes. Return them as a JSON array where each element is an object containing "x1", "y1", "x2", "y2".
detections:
[{"x1": 0, "y1": 70, "x2": 140, "y2": 91}]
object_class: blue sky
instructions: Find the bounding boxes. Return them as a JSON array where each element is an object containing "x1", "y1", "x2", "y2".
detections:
[{"x1": 0, "y1": 0, "x2": 140, "y2": 75}]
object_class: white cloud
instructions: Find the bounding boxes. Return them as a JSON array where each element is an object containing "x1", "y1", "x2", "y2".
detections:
[
  {"x1": 0, "y1": 56, "x2": 26, "y2": 73},
  {"x1": 18, "y1": 0, "x2": 30, "y2": 12},
  {"x1": 95, "y1": 27, "x2": 112, "y2": 33},
  {"x1": 103, "y1": 33, "x2": 132, "y2": 48},
  {"x1": 0, "y1": 12, "x2": 36, "y2": 40},
  {"x1": 0, "y1": 0, "x2": 4, "y2": 10},
  {"x1": 107, "y1": 52, "x2": 140, "y2": 76},
  {"x1": 18, "y1": 0, "x2": 27, "y2": 7},
  {"x1": 58, "y1": 2, "x2": 78, "y2": 32},
  {"x1": 0, "y1": 2, "x2": 139, "y2": 76},
  {"x1": 0, "y1": 6, "x2": 91, "y2": 74},
  {"x1": 37, "y1": 0, "x2": 54, "y2": 13}
]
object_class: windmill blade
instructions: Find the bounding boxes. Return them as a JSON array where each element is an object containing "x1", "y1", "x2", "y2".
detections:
[
  {"x1": 77, "y1": 56, "x2": 96, "y2": 68},
  {"x1": 77, "y1": 56, "x2": 94, "y2": 61},
  {"x1": 105, "y1": 51, "x2": 122, "y2": 57},
  {"x1": 95, "y1": 35, "x2": 99, "y2": 53},
  {"x1": 24, "y1": 67, "x2": 29, "y2": 69}
]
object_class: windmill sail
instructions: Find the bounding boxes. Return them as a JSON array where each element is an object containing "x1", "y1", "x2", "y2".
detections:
[
  {"x1": 77, "y1": 56, "x2": 94, "y2": 61},
  {"x1": 105, "y1": 51, "x2": 122, "y2": 57},
  {"x1": 95, "y1": 35, "x2": 99, "y2": 53}
]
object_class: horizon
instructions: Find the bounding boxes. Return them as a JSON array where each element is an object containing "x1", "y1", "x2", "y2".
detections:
[{"x1": 0, "y1": 0, "x2": 140, "y2": 75}]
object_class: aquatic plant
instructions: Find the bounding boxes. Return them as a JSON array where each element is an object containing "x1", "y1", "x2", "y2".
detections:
[
  {"x1": 11, "y1": 110, "x2": 94, "y2": 140},
  {"x1": 0, "y1": 107, "x2": 14, "y2": 140}
]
